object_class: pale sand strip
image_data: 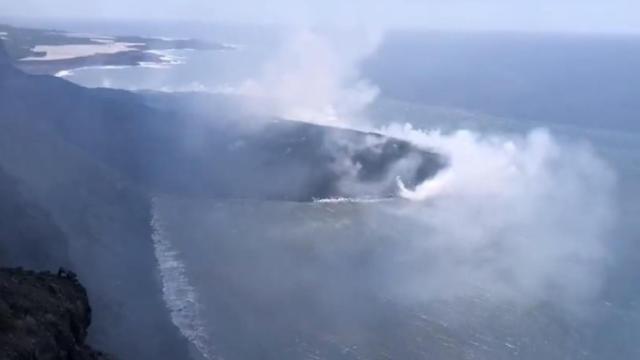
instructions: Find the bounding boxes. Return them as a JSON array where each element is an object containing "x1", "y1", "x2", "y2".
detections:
[{"x1": 21, "y1": 42, "x2": 144, "y2": 61}]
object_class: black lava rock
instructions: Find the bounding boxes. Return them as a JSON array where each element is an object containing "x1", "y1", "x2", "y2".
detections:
[{"x1": 0, "y1": 267, "x2": 111, "y2": 360}]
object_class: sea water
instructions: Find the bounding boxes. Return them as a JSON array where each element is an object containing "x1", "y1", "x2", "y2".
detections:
[{"x1": 49, "y1": 22, "x2": 640, "y2": 359}]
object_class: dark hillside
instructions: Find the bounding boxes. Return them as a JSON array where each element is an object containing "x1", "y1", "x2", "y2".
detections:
[
  {"x1": 0, "y1": 167, "x2": 69, "y2": 270},
  {"x1": 0, "y1": 41, "x2": 192, "y2": 359}
]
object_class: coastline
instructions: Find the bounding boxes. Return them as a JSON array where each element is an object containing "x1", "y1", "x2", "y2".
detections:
[
  {"x1": 1, "y1": 22, "x2": 231, "y2": 76},
  {"x1": 17, "y1": 49, "x2": 168, "y2": 75}
]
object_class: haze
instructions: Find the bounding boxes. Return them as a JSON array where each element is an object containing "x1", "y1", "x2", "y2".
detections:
[{"x1": 3, "y1": 0, "x2": 640, "y2": 34}]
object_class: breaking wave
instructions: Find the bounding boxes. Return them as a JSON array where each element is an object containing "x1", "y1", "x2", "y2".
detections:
[
  {"x1": 54, "y1": 69, "x2": 74, "y2": 77},
  {"x1": 151, "y1": 198, "x2": 218, "y2": 360},
  {"x1": 313, "y1": 197, "x2": 392, "y2": 204}
]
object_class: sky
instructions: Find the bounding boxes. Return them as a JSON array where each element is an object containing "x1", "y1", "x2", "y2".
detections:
[{"x1": 2, "y1": 0, "x2": 640, "y2": 34}]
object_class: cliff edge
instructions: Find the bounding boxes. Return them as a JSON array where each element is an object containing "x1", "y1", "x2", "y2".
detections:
[{"x1": 0, "y1": 268, "x2": 110, "y2": 360}]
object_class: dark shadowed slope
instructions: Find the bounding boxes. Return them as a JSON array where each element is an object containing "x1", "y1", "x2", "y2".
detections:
[
  {"x1": 0, "y1": 41, "x2": 193, "y2": 360},
  {"x1": 0, "y1": 166, "x2": 69, "y2": 270}
]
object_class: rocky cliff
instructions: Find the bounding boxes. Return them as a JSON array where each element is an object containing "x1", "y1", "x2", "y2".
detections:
[{"x1": 0, "y1": 268, "x2": 109, "y2": 359}]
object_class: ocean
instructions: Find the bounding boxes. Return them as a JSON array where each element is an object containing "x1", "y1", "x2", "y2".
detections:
[{"x1": 34, "y1": 20, "x2": 640, "y2": 359}]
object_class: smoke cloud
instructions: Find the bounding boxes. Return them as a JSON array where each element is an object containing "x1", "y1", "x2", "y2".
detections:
[
  {"x1": 232, "y1": 29, "x2": 380, "y2": 127},
  {"x1": 378, "y1": 125, "x2": 616, "y2": 308},
  {"x1": 235, "y1": 28, "x2": 617, "y2": 310}
]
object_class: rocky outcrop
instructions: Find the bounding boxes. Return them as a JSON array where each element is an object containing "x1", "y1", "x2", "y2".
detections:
[{"x1": 0, "y1": 267, "x2": 110, "y2": 359}]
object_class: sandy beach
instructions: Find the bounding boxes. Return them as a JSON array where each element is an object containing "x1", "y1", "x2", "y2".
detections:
[{"x1": 21, "y1": 41, "x2": 144, "y2": 61}]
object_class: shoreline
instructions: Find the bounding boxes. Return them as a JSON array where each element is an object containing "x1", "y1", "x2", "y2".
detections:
[
  {"x1": 1, "y1": 22, "x2": 232, "y2": 76},
  {"x1": 17, "y1": 49, "x2": 169, "y2": 75},
  {"x1": 17, "y1": 47, "x2": 190, "y2": 77}
]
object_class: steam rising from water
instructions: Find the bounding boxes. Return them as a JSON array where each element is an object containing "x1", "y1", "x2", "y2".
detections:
[
  {"x1": 233, "y1": 29, "x2": 381, "y2": 126},
  {"x1": 149, "y1": 28, "x2": 618, "y2": 358},
  {"x1": 381, "y1": 125, "x2": 616, "y2": 307},
  {"x1": 238, "y1": 29, "x2": 617, "y2": 308}
]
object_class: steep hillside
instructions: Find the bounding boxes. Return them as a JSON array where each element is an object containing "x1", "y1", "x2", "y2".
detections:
[
  {"x1": 0, "y1": 167, "x2": 69, "y2": 270},
  {"x1": 0, "y1": 41, "x2": 192, "y2": 359}
]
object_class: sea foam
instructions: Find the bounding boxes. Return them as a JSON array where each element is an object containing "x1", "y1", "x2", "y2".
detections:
[{"x1": 151, "y1": 198, "x2": 218, "y2": 360}]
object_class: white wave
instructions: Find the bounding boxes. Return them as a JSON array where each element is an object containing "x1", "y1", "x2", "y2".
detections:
[
  {"x1": 157, "y1": 36, "x2": 190, "y2": 41},
  {"x1": 313, "y1": 197, "x2": 391, "y2": 204},
  {"x1": 138, "y1": 62, "x2": 173, "y2": 69},
  {"x1": 54, "y1": 61, "x2": 172, "y2": 81},
  {"x1": 54, "y1": 69, "x2": 74, "y2": 77},
  {"x1": 151, "y1": 198, "x2": 219, "y2": 360},
  {"x1": 57, "y1": 65, "x2": 131, "y2": 76},
  {"x1": 145, "y1": 49, "x2": 187, "y2": 65},
  {"x1": 98, "y1": 65, "x2": 132, "y2": 70}
]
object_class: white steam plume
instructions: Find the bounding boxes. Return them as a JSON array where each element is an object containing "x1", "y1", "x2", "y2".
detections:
[
  {"x1": 234, "y1": 29, "x2": 380, "y2": 127},
  {"x1": 228, "y1": 28, "x2": 618, "y2": 309},
  {"x1": 379, "y1": 124, "x2": 616, "y2": 308}
]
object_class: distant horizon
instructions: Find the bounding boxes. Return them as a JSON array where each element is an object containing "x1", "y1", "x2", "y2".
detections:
[
  {"x1": 3, "y1": 0, "x2": 640, "y2": 35},
  {"x1": 4, "y1": 15, "x2": 640, "y2": 39}
]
